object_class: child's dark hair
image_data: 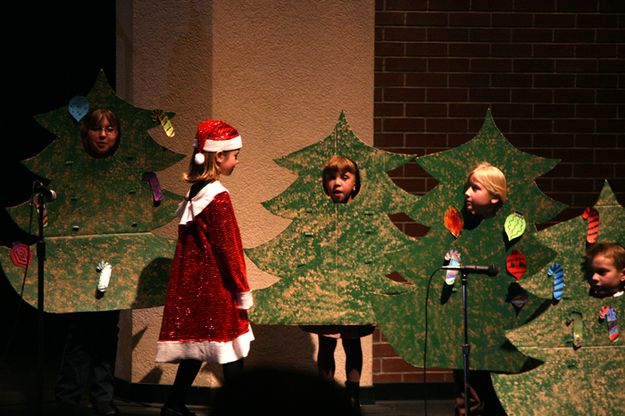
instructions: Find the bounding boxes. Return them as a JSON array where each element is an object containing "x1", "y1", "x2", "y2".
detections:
[{"x1": 322, "y1": 155, "x2": 361, "y2": 197}]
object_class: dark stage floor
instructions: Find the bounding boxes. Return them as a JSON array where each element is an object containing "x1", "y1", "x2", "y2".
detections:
[
  {"x1": 0, "y1": 337, "x2": 455, "y2": 416},
  {"x1": 0, "y1": 286, "x2": 456, "y2": 416},
  {"x1": 0, "y1": 400, "x2": 454, "y2": 416},
  {"x1": 0, "y1": 399, "x2": 456, "y2": 416}
]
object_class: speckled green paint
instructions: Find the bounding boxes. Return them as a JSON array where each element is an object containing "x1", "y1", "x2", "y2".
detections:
[
  {"x1": 247, "y1": 112, "x2": 417, "y2": 324},
  {"x1": 371, "y1": 110, "x2": 567, "y2": 373},
  {"x1": 492, "y1": 182, "x2": 625, "y2": 415},
  {"x1": 2, "y1": 234, "x2": 174, "y2": 312},
  {"x1": 0, "y1": 71, "x2": 183, "y2": 312}
]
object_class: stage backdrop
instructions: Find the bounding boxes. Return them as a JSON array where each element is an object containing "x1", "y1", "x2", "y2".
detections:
[{"x1": 114, "y1": 0, "x2": 375, "y2": 387}]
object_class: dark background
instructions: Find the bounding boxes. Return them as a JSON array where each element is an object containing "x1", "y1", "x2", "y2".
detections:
[{"x1": 0, "y1": 2, "x2": 116, "y2": 411}]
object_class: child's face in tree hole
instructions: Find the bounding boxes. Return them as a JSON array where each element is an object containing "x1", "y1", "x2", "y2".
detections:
[
  {"x1": 586, "y1": 253, "x2": 625, "y2": 298},
  {"x1": 85, "y1": 116, "x2": 119, "y2": 157},
  {"x1": 325, "y1": 170, "x2": 357, "y2": 204},
  {"x1": 464, "y1": 174, "x2": 500, "y2": 219}
]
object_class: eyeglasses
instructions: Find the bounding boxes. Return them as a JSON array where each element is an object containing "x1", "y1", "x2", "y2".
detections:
[{"x1": 90, "y1": 126, "x2": 117, "y2": 135}]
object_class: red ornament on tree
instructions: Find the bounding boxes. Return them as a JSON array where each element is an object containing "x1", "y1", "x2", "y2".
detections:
[
  {"x1": 506, "y1": 249, "x2": 526, "y2": 280},
  {"x1": 444, "y1": 206, "x2": 464, "y2": 238}
]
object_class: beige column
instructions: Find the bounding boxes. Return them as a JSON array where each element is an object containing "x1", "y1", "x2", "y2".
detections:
[{"x1": 115, "y1": 0, "x2": 374, "y2": 387}]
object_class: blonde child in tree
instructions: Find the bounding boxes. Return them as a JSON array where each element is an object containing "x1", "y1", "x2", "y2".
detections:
[
  {"x1": 455, "y1": 161, "x2": 508, "y2": 416},
  {"x1": 464, "y1": 162, "x2": 507, "y2": 221}
]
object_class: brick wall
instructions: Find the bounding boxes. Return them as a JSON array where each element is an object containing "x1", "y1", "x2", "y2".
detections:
[{"x1": 373, "y1": 0, "x2": 625, "y2": 384}]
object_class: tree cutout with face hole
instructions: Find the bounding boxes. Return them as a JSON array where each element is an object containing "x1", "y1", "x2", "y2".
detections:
[
  {"x1": 492, "y1": 181, "x2": 625, "y2": 415},
  {"x1": 371, "y1": 109, "x2": 566, "y2": 373},
  {"x1": 246, "y1": 112, "x2": 418, "y2": 325},
  {"x1": 0, "y1": 70, "x2": 184, "y2": 312}
]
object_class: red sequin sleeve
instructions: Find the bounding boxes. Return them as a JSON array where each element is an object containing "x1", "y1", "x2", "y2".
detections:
[{"x1": 201, "y1": 192, "x2": 250, "y2": 296}]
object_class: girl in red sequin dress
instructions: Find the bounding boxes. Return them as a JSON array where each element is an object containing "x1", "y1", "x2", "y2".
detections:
[{"x1": 156, "y1": 120, "x2": 254, "y2": 416}]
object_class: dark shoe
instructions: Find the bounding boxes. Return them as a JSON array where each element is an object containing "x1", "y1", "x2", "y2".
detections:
[
  {"x1": 55, "y1": 399, "x2": 87, "y2": 416},
  {"x1": 93, "y1": 401, "x2": 120, "y2": 415},
  {"x1": 161, "y1": 404, "x2": 196, "y2": 416},
  {"x1": 345, "y1": 381, "x2": 361, "y2": 413},
  {"x1": 349, "y1": 396, "x2": 361, "y2": 409}
]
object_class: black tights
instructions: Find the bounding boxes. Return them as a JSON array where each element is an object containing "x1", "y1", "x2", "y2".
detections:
[
  {"x1": 317, "y1": 336, "x2": 363, "y2": 382},
  {"x1": 166, "y1": 358, "x2": 245, "y2": 407},
  {"x1": 222, "y1": 358, "x2": 244, "y2": 383}
]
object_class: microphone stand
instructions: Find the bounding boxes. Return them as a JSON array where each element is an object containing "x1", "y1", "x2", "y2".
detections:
[
  {"x1": 35, "y1": 193, "x2": 46, "y2": 415},
  {"x1": 444, "y1": 264, "x2": 497, "y2": 415},
  {"x1": 461, "y1": 270, "x2": 471, "y2": 416}
]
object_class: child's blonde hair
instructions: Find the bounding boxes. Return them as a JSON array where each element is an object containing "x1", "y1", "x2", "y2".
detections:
[
  {"x1": 183, "y1": 150, "x2": 235, "y2": 183},
  {"x1": 585, "y1": 241, "x2": 625, "y2": 270},
  {"x1": 466, "y1": 162, "x2": 508, "y2": 203}
]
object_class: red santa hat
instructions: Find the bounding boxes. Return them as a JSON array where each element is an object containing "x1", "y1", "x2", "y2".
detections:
[{"x1": 193, "y1": 119, "x2": 242, "y2": 165}]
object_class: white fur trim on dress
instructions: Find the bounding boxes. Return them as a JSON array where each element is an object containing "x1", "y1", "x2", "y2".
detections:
[
  {"x1": 177, "y1": 181, "x2": 228, "y2": 225},
  {"x1": 236, "y1": 291, "x2": 253, "y2": 310},
  {"x1": 156, "y1": 325, "x2": 254, "y2": 364}
]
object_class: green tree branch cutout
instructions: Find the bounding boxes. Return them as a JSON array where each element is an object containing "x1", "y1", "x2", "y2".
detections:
[
  {"x1": 247, "y1": 112, "x2": 417, "y2": 325},
  {"x1": 0, "y1": 70, "x2": 184, "y2": 312},
  {"x1": 371, "y1": 109, "x2": 566, "y2": 373},
  {"x1": 492, "y1": 182, "x2": 625, "y2": 415}
]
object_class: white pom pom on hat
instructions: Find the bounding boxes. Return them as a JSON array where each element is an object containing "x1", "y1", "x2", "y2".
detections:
[
  {"x1": 193, "y1": 119, "x2": 242, "y2": 165},
  {"x1": 194, "y1": 152, "x2": 206, "y2": 165}
]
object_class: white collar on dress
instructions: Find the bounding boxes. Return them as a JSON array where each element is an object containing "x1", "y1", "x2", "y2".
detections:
[{"x1": 177, "y1": 181, "x2": 228, "y2": 224}]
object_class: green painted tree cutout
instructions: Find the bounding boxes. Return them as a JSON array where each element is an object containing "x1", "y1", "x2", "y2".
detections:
[
  {"x1": 0, "y1": 70, "x2": 184, "y2": 313},
  {"x1": 371, "y1": 110, "x2": 567, "y2": 372},
  {"x1": 492, "y1": 181, "x2": 625, "y2": 415},
  {"x1": 247, "y1": 112, "x2": 417, "y2": 325}
]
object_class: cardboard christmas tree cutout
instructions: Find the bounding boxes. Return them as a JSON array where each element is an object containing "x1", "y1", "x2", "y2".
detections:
[
  {"x1": 371, "y1": 110, "x2": 567, "y2": 372},
  {"x1": 246, "y1": 112, "x2": 417, "y2": 325},
  {"x1": 1, "y1": 70, "x2": 184, "y2": 312},
  {"x1": 492, "y1": 181, "x2": 625, "y2": 415}
]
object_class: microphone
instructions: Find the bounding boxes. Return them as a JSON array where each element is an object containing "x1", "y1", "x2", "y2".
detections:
[
  {"x1": 33, "y1": 181, "x2": 57, "y2": 202},
  {"x1": 441, "y1": 264, "x2": 499, "y2": 276}
]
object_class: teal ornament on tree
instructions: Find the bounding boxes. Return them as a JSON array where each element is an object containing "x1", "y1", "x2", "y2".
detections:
[{"x1": 68, "y1": 95, "x2": 90, "y2": 122}]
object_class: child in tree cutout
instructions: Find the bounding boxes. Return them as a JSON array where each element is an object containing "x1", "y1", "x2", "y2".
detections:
[
  {"x1": 371, "y1": 110, "x2": 564, "y2": 387},
  {"x1": 55, "y1": 108, "x2": 123, "y2": 416},
  {"x1": 0, "y1": 70, "x2": 185, "y2": 313},
  {"x1": 301, "y1": 155, "x2": 375, "y2": 410},
  {"x1": 156, "y1": 120, "x2": 254, "y2": 416},
  {"x1": 455, "y1": 162, "x2": 508, "y2": 416},
  {"x1": 246, "y1": 112, "x2": 416, "y2": 327},
  {"x1": 491, "y1": 182, "x2": 625, "y2": 415}
]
